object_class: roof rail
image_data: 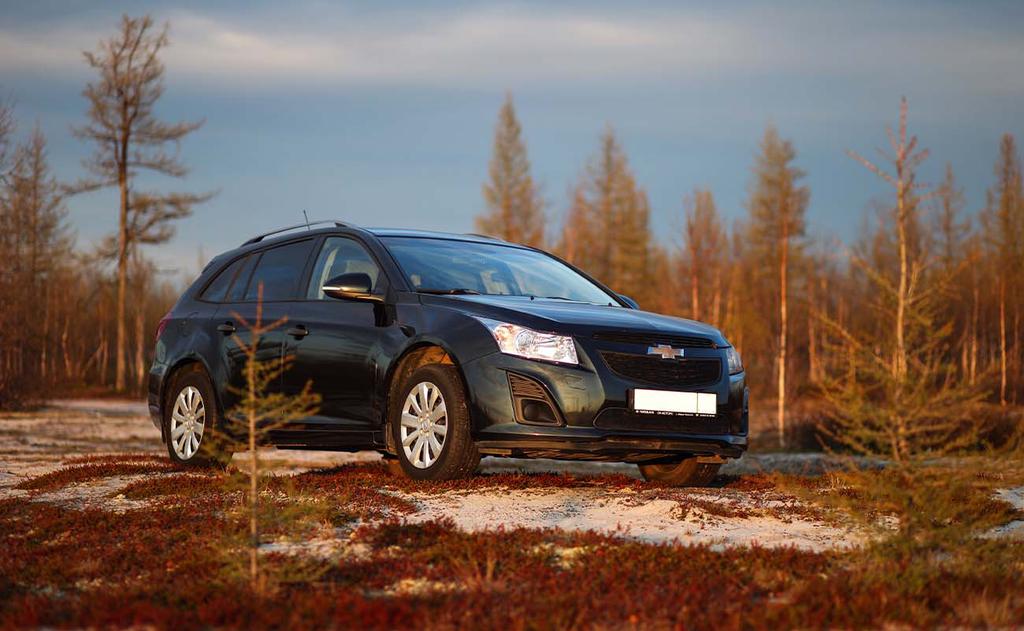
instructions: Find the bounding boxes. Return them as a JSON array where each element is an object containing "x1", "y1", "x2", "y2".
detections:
[
  {"x1": 242, "y1": 220, "x2": 353, "y2": 246},
  {"x1": 463, "y1": 232, "x2": 504, "y2": 242}
]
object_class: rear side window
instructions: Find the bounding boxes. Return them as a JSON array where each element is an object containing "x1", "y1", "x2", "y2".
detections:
[
  {"x1": 227, "y1": 255, "x2": 257, "y2": 302},
  {"x1": 200, "y1": 256, "x2": 246, "y2": 302},
  {"x1": 244, "y1": 240, "x2": 315, "y2": 301}
]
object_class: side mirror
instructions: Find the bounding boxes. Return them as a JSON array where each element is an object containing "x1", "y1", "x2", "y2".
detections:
[
  {"x1": 322, "y1": 273, "x2": 382, "y2": 303},
  {"x1": 618, "y1": 294, "x2": 640, "y2": 309}
]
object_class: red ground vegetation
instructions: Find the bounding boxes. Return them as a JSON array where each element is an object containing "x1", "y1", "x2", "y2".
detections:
[{"x1": 2, "y1": 459, "x2": 1023, "y2": 629}]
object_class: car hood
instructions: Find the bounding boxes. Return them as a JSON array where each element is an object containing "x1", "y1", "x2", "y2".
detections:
[{"x1": 423, "y1": 294, "x2": 728, "y2": 344}]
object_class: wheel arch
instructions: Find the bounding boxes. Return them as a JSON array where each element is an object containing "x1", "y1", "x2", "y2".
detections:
[
  {"x1": 160, "y1": 356, "x2": 221, "y2": 444},
  {"x1": 382, "y1": 340, "x2": 472, "y2": 454}
]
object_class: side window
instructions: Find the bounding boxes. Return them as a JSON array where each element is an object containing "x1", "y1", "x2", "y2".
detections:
[
  {"x1": 226, "y1": 255, "x2": 257, "y2": 302},
  {"x1": 244, "y1": 240, "x2": 315, "y2": 302},
  {"x1": 200, "y1": 256, "x2": 245, "y2": 303},
  {"x1": 306, "y1": 237, "x2": 382, "y2": 299}
]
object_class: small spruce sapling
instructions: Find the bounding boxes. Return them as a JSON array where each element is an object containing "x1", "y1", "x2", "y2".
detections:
[{"x1": 217, "y1": 283, "x2": 320, "y2": 592}]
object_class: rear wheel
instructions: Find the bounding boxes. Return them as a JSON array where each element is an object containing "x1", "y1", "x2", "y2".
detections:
[
  {"x1": 390, "y1": 364, "x2": 479, "y2": 481},
  {"x1": 638, "y1": 457, "x2": 721, "y2": 487},
  {"x1": 163, "y1": 366, "x2": 231, "y2": 468}
]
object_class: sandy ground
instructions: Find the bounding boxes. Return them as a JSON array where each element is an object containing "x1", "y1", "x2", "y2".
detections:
[{"x1": 2, "y1": 399, "x2": 1017, "y2": 551}]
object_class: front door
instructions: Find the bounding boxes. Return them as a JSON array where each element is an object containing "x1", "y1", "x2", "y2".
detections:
[{"x1": 283, "y1": 236, "x2": 391, "y2": 430}]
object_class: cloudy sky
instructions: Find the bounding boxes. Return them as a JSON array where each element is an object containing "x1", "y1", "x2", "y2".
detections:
[{"x1": 2, "y1": 0, "x2": 1022, "y2": 277}]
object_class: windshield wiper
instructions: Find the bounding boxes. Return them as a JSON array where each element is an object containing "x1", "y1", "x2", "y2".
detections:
[
  {"x1": 539, "y1": 295, "x2": 617, "y2": 306},
  {"x1": 416, "y1": 288, "x2": 481, "y2": 295}
]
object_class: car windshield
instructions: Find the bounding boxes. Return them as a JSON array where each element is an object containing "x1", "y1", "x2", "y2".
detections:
[{"x1": 382, "y1": 237, "x2": 620, "y2": 306}]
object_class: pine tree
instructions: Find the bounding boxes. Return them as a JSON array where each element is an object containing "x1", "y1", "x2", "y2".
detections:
[
  {"x1": 221, "y1": 286, "x2": 320, "y2": 593},
  {"x1": 71, "y1": 15, "x2": 212, "y2": 392},
  {"x1": 931, "y1": 163, "x2": 971, "y2": 379},
  {"x1": 933, "y1": 163, "x2": 969, "y2": 273},
  {"x1": 746, "y1": 125, "x2": 809, "y2": 448},
  {"x1": 560, "y1": 127, "x2": 653, "y2": 305},
  {"x1": 821, "y1": 98, "x2": 986, "y2": 460},
  {"x1": 476, "y1": 94, "x2": 545, "y2": 247},
  {"x1": 0, "y1": 126, "x2": 70, "y2": 407}
]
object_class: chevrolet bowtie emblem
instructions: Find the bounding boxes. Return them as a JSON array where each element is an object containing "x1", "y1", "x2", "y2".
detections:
[{"x1": 647, "y1": 344, "x2": 684, "y2": 359}]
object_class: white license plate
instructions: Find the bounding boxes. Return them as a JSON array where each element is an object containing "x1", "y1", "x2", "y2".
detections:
[{"x1": 632, "y1": 389, "x2": 717, "y2": 416}]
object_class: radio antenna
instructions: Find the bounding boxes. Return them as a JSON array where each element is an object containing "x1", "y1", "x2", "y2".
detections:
[{"x1": 302, "y1": 209, "x2": 311, "y2": 230}]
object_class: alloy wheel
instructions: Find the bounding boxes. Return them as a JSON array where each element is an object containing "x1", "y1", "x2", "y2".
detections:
[
  {"x1": 400, "y1": 381, "x2": 448, "y2": 469},
  {"x1": 170, "y1": 385, "x2": 206, "y2": 460}
]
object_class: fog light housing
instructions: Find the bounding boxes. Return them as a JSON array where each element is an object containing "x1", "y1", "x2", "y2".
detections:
[{"x1": 507, "y1": 372, "x2": 563, "y2": 426}]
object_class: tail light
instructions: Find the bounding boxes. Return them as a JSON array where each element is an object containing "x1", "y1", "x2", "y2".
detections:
[{"x1": 155, "y1": 312, "x2": 172, "y2": 342}]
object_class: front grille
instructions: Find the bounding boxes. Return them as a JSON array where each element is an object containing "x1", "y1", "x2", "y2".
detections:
[
  {"x1": 593, "y1": 331, "x2": 716, "y2": 348},
  {"x1": 601, "y1": 352, "x2": 721, "y2": 388}
]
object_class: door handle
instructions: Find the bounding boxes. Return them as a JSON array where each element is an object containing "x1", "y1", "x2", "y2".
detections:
[
  {"x1": 287, "y1": 325, "x2": 310, "y2": 339},
  {"x1": 217, "y1": 322, "x2": 236, "y2": 334}
]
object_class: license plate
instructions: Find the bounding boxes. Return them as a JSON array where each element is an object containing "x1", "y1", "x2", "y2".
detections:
[{"x1": 632, "y1": 389, "x2": 717, "y2": 416}]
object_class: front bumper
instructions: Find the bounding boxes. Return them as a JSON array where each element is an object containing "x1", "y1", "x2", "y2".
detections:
[
  {"x1": 474, "y1": 426, "x2": 747, "y2": 462},
  {"x1": 460, "y1": 346, "x2": 749, "y2": 462}
]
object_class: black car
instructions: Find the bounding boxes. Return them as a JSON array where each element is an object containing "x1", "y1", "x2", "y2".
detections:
[{"x1": 150, "y1": 221, "x2": 748, "y2": 486}]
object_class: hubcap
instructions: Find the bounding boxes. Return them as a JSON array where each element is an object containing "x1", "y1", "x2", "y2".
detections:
[
  {"x1": 399, "y1": 381, "x2": 448, "y2": 469},
  {"x1": 170, "y1": 386, "x2": 205, "y2": 460}
]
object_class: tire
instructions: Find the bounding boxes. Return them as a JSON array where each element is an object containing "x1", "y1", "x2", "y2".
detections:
[
  {"x1": 638, "y1": 457, "x2": 721, "y2": 487},
  {"x1": 163, "y1": 365, "x2": 231, "y2": 468},
  {"x1": 390, "y1": 364, "x2": 480, "y2": 481}
]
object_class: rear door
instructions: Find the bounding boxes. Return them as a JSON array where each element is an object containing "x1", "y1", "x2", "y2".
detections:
[{"x1": 215, "y1": 239, "x2": 316, "y2": 418}]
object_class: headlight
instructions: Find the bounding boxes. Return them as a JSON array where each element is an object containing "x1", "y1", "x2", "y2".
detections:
[
  {"x1": 726, "y1": 346, "x2": 743, "y2": 375},
  {"x1": 474, "y1": 318, "x2": 578, "y2": 365}
]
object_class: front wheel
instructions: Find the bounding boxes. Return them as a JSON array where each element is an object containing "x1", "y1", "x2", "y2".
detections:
[
  {"x1": 390, "y1": 364, "x2": 479, "y2": 481},
  {"x1": 638, "y1": 457, "x2": 721, "y2": 487}
]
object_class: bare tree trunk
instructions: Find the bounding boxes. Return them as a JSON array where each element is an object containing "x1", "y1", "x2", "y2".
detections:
[
  {"x1": 247, "y1": 328, "x2": 260, "y2": 593},
  {"x1": 115, "y1": 164, "x2": 129, "y2": 392},
  {"x1": 999, "y1": 278, "x2": 1007, "y2": 406},
  {"x1": 808, "y1": 272, "x2": 819, "y2": 383},
  {"x1": 970, "y1": 281, "x2": 979, "y2": 385},
  {"x1": 895, "y1": 176, "x2": 909, "y2": 380},
  {"x1": 777, "y1": 227, "x2": 789, "y2": 449},
  {"x1": 135, "y1": 303, "x2": 145, "y2": 392},
  {"x1": 690, "y1": 260, "x2": 700, "y2": 320},
  {"x1": 41, "y1": 283, "x2": 50, "y2": 382},
  {"x1": 99, "y1": 334, "x2": 108, "y2": 387},
  {"x1": 249, "y1": 410, "x2": 258, "y2": 592},
  {"x1": 724, "y1": 265, "x2": 737, "y2": 339},
  {"x1": 711, "y1": 268, "x2": 722, "y2": 324},
  {"x1": 62, "y1": 316, "x2": 73, "y2": 380},
  {"x1": 1013, "y1": 308, "x2": 1019, "y2": 404}
]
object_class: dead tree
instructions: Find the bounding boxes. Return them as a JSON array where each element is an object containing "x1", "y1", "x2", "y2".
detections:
[{"x1": 71, "y1": 14, "x2": 211, "y2": 392}]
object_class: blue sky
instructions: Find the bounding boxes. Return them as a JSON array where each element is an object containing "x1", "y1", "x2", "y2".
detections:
[{"x1": 2, "y1": 0, "x2": 1022, "y2": 279}]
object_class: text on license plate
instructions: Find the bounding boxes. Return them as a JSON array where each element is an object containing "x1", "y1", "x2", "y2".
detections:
[{"x1": 632, "y1": 389, "x2": 717, "y2": 416}]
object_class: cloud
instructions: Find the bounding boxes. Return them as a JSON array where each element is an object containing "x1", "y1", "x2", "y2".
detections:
[
  {"x1": 159, "y1": 8, "x2": 748, "y2": 85},
  {"x1": 1, "y1": 3, "x2": 1022, "y2": 94}
]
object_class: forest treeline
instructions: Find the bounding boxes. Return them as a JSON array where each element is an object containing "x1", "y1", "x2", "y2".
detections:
[
  {"x1": 478, "y1": 94, "x2": 1023, "y2": 453},
  {"x1": 0, "y1": 16, "x2": 206, "y2": 408},
  {"x1": 1, "y1": 15, "x2": 1021, "y2": 455}
]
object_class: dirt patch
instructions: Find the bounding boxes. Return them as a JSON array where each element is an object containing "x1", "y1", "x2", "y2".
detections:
[{"x1": 392, "y1": 485, "x2": 858, "y2": 551}]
